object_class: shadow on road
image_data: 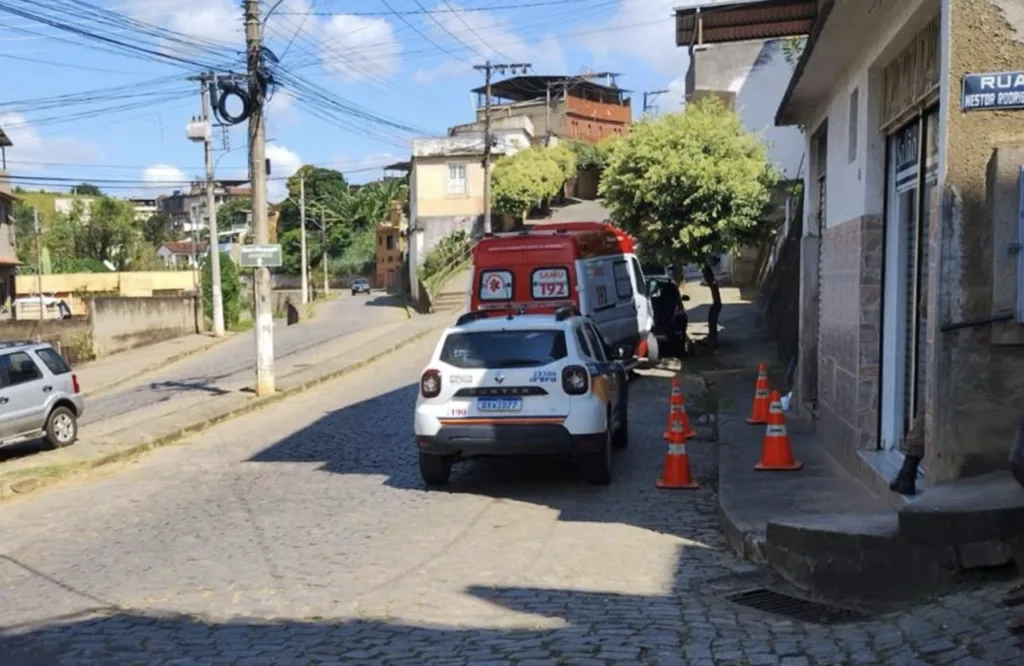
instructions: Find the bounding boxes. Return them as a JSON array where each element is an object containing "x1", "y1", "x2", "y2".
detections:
[
  {"x1": 362, "y1": 294, "x2": 409, "y2": 310},
  {"x1": 247, "y1": 373, "x2": 725, "y2": 540},
  {"x1": 0, "y1": 438, "x2": 50, "y2": 464}
]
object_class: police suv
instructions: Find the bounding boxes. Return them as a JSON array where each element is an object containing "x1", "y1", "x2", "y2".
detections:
[{"x1": 414, "y1": 307, "x2": 630, "y2": 486}]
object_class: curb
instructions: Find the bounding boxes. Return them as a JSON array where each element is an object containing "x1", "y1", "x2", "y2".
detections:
[
  {"x1": 82, "y1": 334, "x2": 236, "y2": 398},
  {"x1": 0, "y1": 324, "x2": 443, "y2": 502}
]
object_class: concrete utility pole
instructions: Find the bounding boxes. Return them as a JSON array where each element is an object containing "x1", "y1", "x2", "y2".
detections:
[
  {"x1": 245, "y1": 0, "x2": 275, "y2": 396},
  {"x1": 321, "y1": 209, "x2": 329, "y2": 296},
  {"x1": 33, "y1": 209, "x2": 43, "y2": 320},
  {"x1": 201, "y1": 73, "x2": 225, "y2": 337},
  {"x1": 299, "y1": 175, "x2": 309, "y2": 304},
  {"x1": 643, "y1": 89, "x2": 670, "y2": 117},
  {"x1": 473, "y1": 61, "x2": 531, "y2": 235}
]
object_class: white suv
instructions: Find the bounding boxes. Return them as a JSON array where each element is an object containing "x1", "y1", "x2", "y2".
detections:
[{"x1": 413, "y1": 307, "x2": 630, "y2": 486}]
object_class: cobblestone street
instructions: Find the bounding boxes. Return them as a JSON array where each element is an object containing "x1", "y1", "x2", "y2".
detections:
[{"x1": 0, "y1": 335, "x2": 1020, "y2": 665}]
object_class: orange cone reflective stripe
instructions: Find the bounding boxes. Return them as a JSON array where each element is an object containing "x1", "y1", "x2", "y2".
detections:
[
  {"x1": 746, "y1": 362, "x2": 771, "y2": 425},
  {"x1": 755, "y1": 390, "x2": 803, "y2": 471}
]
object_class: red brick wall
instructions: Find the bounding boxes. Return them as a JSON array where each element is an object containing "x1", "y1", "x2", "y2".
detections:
[{"x1": 563, "y1": 96, "x2": 631, "y2": 144}]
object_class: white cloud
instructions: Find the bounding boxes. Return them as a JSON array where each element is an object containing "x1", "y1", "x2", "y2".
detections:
[
  {"x1": 0, "y1": 112, "x2": 101, "y2": 169},
  {"x1": 123, "y1": 0, "x2": 243, "y2": 49},
  {"x1": 265, "y1": 144, "x2": 303, "y2": 201},
  {"x1": 267, "y1": 89, "x2": 298, "y2": 126},
  {"x1": 412, "y1": 3, "x2": 566, "y2": 83},
  {"x1": 577, "y1": 0, "x2": 691, "y2": 74},
  {"x1": 142, "y1": 164, "x2": 192, "y2": 194},
  {"x1": 321, "y1": 14, "x2": 402, "y2": 82}
]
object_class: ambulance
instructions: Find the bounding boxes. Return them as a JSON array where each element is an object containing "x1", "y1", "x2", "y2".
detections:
[{"x1": 467, "y1": 222, "x2": 659, "y2": 364}]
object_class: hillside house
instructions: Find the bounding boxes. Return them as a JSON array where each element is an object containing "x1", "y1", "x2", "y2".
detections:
[{"x1": 472, "y1": 74, "x2": 632, "y2": 145}]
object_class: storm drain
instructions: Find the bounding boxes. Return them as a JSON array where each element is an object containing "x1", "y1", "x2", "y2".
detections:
[{"x1": 725, "y1": 588, "x2": 871, "y2": 625}]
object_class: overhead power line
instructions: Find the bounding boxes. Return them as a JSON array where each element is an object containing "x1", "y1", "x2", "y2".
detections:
[{"x1": 276, "y1": 0, "x2": 602, "y2": 16}]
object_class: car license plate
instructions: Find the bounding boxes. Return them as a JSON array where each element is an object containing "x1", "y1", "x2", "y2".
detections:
[{"x1": 477, "y1": 397, "x2": 522, "y2": 412}]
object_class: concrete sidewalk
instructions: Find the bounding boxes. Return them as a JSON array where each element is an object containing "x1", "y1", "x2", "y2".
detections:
[
  {"x1": 75, "y1": 333, "x2": 231, "y2": 397},
  {"x1": 0, "y1": 312, "x2": 451, "y2": 498}
]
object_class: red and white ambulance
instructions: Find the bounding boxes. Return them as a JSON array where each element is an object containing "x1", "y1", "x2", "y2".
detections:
[{"x1": 467, "y1": 222, "x2": 659, "y2": 363}]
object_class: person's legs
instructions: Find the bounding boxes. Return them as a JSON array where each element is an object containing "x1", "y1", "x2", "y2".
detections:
[{"x1": 890, "y1": 403, "x2": 926, "y2": 496}]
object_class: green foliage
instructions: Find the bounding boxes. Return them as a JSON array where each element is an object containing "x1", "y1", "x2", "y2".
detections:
[
  {"x1": 566, "y1": 138, "x2": 617, "y2": 172},
  {"x1": 217, "y1": 197, "x2": 252, "y2": 229},
  {"x1": 418, "y1": 229, "x2": 469, "y2": 285},
  {"x1": 781, "y1": 37, "x2": 806, "y2": 68},
  {"x1": 334, "y1": 227, "x2": 376, "y2": 277},
  {"x1": 599, "y1": 96, "x2": 780, "y2": 264},
  {"x1": 277, "y1": 166, "x2": 408, "y2": 281},
  {"x1": 491, "y1": 147, "x2": 568, "y2": 218},
  {"x1": 201, "y1": 252, "x2": 242, "y2": 326},
  {"x1": 548, "y1": 143, "x2": 577, "y2": 180},
  {"x1": 11, "y1": 199, "x2": 37, "y2": 263},
  {"x1": 71, "y1": 183, "x2": 103, "y2": 196},
  {"x1": 141, "y1": 212, "x2": 174, "y2": 246}
]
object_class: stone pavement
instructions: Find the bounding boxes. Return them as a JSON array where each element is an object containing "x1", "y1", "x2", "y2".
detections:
[{"x1": 0, "y1": 330, "x2": 1021, "y2": 664}]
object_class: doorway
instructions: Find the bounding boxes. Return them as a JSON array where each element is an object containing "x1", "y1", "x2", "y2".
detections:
[{"x1": 880, "y1": 108, "x2": 939, "y2": 451}]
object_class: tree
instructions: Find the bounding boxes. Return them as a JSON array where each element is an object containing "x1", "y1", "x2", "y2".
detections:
[
  {"x1": 491, "y1": 147, "x2": 567, "y2": 220},
  {"x1": 11, "y1": 199, "x2": 37, "y2": 264},
  {"x1": 202, "y1": 252, "x2": 241, "y2": 326},
  {"x1": 75, "y1": 197, "x2": 139, "y2": 269},
  {"x1": 599, "y1": 96, "x2": 780, "y2": 348},
  {"x1": 278, "y1": 166, "x2": 350, "y2": 232},
  {"x1": 71, "y1": 183, "x2": 103, "y2": 196},
  {"x1": 142, "y1": 212, "x2": 174, "y2": 246}
]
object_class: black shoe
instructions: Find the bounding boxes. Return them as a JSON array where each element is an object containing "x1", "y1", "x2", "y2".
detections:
[{"x1": 889, "y1": 455, "x2": 921, "y2": 496}]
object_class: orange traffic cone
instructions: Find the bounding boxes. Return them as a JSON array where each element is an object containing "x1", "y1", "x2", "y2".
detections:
[
  {"x1": 663, "y1": 381, "x2": 697, "y2": 441},
  {"x1": 746, "y1": 362, "x2": 771, "y2": 425},
  {"x1": 656, "y1": 411, "x2": 699, "y2": 489},
  {"x1": 755, "y1": 390, "x2": 803, "y2": 471}
]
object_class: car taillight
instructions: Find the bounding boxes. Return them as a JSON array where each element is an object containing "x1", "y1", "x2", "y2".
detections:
[
  {"x1": 420, "y1": 369, "x2": 442, "y2": 398},
  {"x1": 72, "y1": 373, "x2": 80, "y2": 394},
  {"x1": 562, "y1": 365, "x2": 589, "y2": 395}
]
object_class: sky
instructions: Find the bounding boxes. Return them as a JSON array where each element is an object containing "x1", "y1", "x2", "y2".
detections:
[{"x1": 0, "y1": 0, "x2": 696, "y2": 202}]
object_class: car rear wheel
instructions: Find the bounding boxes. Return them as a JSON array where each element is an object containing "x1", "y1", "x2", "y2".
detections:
[
  {"x1": 45, "y1": 406, "x2": 77, "y2": 449},
  {"x1": 583, "y1": 427, "x2": 613, "y2": 485},
  {"x1": 419, "y1": 453, "x2": 453, "y2": 486}
]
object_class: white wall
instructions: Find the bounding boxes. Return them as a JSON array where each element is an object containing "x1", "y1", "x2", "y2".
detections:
[
  {"x1": 803, "y1": 0, "x2": 934, "y2": 229},
  {"x1": 735, "y1": 42, "x2": 806, "y2": 180}
]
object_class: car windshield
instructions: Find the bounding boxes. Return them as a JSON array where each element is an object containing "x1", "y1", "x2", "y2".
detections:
[
  {"x1": 439, "y1": 330, "x2": 567, "y2": 369},
  {"x1": 354, "y1": 279, "x2": 368, "y2": 285}
]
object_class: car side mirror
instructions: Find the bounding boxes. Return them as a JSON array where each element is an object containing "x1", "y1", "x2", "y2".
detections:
[
  {"x1": 682, "y1": 294, "x2": 690, "y2": 302},
  {"x1": 614, "y1": 345, "x2": 629, "y2": 360}
]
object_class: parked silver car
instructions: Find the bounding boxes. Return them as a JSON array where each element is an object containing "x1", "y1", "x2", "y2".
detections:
[{"x1": 0, "y1": 341, "x2": 84, "y2": 449}]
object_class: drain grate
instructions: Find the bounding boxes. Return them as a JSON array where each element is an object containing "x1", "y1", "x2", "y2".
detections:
[{"x1": 726, "y1": 588, "x2": 870, "y2": 625}]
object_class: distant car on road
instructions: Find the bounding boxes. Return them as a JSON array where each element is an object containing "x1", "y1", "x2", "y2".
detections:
[
  {"x1": 351, "y1": 278, "x2": 371, "y2": 295},
  {"x1": 0, "y1": 340, "x2": 84, "y2": 451},
  {"x1": 413, "y1": 307, "x2": 630, "y2": 486}
]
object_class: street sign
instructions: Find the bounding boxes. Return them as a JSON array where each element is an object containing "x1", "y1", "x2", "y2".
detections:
[
  {"x1": 962, "y1": 71, "x2": 1024, "y2": 111},
  {"x1": 239, "y1": 244, "x2": 283, "y2": 268}
]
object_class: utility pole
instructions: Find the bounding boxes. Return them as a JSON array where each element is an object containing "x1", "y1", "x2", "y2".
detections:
[
  {"x1": 201, "y1": 73, "x2": 225, "y2": 337},
  {"x1": 321, "y1": 209, "x2": 329, "y2": 296},
  {"x1": 643, "y1": 89, "x2": 670, "y2": 117},
  {"x1": 299, "y1": 175, "x2": 309, "y2": 304},
  {"x1": 245, "y1": 0, "x2": 274, "y2": 396},
  {"x1": 474, "y1": 61, "x2": 531, "y2": 234},
  {"x1": 33, "y1": 209, "x2": 43, "y2": 321}
]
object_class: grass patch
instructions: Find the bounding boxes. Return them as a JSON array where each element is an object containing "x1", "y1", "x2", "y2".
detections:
[{"x1": 229, "y1": 318, "x2": 253, "y2": 333}]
